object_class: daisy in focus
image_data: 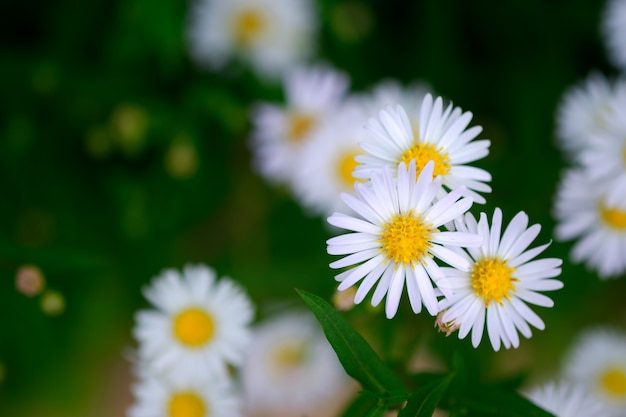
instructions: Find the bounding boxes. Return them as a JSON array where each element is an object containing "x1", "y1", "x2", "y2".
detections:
[
  {"x1": 353, "y1": 94, "x2": 492, "y2": 204},
  {"x1": 249, "y1": 64, "x2": 349, "y2": 187},
  {"x1": 186, "y1": 0, "x2": 317, "y2": 80},
  {"x1": 602, "y1": 0, "x2": 626, "y2": 72},
  {"x1": 133, "y1": 264, "x2": 254, "y2": 381},
  {"x1": 240, "y1": 311, "x2": 354, "y2": 417},
  {"x1": 437, "y1": 208, "x2": 563, "y2": 351},
  {"x1": 290, "y1": 101, "x2": 368, "y2": 216},
  {"x1": 326, "y1": 159, "x2": 482, "y2": 318},
  {"x1": 554, "y1": 73, "x2": 626, "y2": 159},
  {"x1": 553, "y1": 168, "x2": 626, "y2": 278},
  {"x1": 524, "y1": 381, "x2": 610, "y2": 417},
  {"x1": 128, "y1": 369, "x2": 241, "y2": 417},
  {"x1": 562, "y1": 327, "x2": 626, "y2": 415}
]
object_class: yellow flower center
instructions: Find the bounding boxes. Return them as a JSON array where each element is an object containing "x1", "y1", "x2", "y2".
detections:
[
  {"x1": 288, "y1": 113, "x2": 316, "y2": 142},
  {"x1": 173, "y1": 308, "x2": 215, "y2": 347},
  {"x1": 600, "y1": 204, "x2": 626, "y2": 230},
  {"x1": 600, "y1": 367, "x2": 626, "y2": 397},
  {"x1": 168, "y1": 392, "x2": 207, "y2": 417},
  {"x1": 380, "y1": 211, "x2": 432, "y2": 265},
  {"x1": 272, "y1": 341, "x2": 307, "y2": 369},
  {"x1": 400, "y1": 142, "x2": 451, "y2": 179},
  {"x1": 337, "y1": 151, "x2": 361, "y2": 186},
  {"x1": 234, "y1": 9, "x2": 264, "y2": 45},
  {"x1": 471, "y1": 258, "x2": 517, "y2": 306}
]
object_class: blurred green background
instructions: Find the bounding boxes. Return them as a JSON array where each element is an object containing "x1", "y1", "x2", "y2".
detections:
[{"x1": 1, "y1": 0, "x2": 626, "y2": 415}]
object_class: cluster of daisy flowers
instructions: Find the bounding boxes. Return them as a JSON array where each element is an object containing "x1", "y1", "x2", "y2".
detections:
[
  {"x1": 293, "y1": 77, "x2": 564, "y2": 352},
  {"x1": 551, "y1": 64, "x2": 626, "y2": 277},
  {"x1": 127, "y1": 264, "x2": 352, "y2": 417},
  {"x1": 523, "y1": 326, "x2": 626, "y2": 417}
]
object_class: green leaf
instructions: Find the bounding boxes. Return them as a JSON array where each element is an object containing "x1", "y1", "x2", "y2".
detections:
[
  {"x1": 340, "y1": 393, "x2": 378, "y2": 417},
  {"x1": 398, "y1": 373, "x2": 454, "y2": 417},
  {"x1": 296, "y1": 289, "x2": 408, "y2": 395}
]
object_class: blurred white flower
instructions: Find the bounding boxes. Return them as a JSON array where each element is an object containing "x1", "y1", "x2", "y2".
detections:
[
  {"x1": 602, "y1": 0, "x2": 626, "y2": 72},
  {"x1": 553, "y1": 168, "x2": 626, "y2": 278},
  {"x1": 354, "y1": 96, "x2": 491, "y2": 204},
  {"x1": 128, "y1": 369, "x2": 241, "y2": 417},
  {"x1": 358, "y1": 79, "x2": 433, "y2": 127},
  {"x1": 562, "y1": 327, "x2": 626, "y2": 416},
  {"x1": 524, "y1": 380, "x2": 611, "y2": 417},
  {"x1": 133, "y1": 264, "x2": 254, "y2": 382},
  {"x1": 187, "y1": 0, "x2": 317, "y2": 80},
  {"x1": 438, "y1": 208, "x2": 563, "y2": 351},
  {"x1": 327, "y1": 159, "x2": 481, "y2": 318},
  {"x1": 240, "y1": 311, "x2": 354, "y2": 417},
  {"x1": 249, "y1": 64, "x2": 350, "y2": 187}
]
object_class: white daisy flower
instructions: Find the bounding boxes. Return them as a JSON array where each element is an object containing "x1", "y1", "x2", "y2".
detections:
[
  {"x1": 562, "y1": 327, "x2": 626, "y2": 415},
  {"x1": 187, "y1": 0, "x2": 317, "y2": 80},
  {"x1": 133, "y1": 264, "x2": 254, "y2": 381},
  {"x1": 553, "y1": 168, "x2": 626, "y2": 279},
  {"x1": 127, "y1": 370, "x2": 241, "y2": 417},
  {"x1": 554, "y1": 73, "x2": 621, "y2": 159},
  {"x1": 438, "y1": 208, "x2": 563, "y2": 351},
  {"x1": 327, "y1": 159, "x2": 482, "y2": 318},
  {"x1": 290, "y1": 101, "x2": 369, "y2": 216},
  {"x1": 353, "y1": 94, "x2": 492, "y2": 204},
  {"x1": 603, "y1": 0, "x2": 626, "y2": 72},
  {"x1": 524, "y1": 381, "x2": 610, "y2": 417},
  {"x1": 249, "y1": 64, "x2": 350, "y2": 187},
  {"x1": 240, "y1": 311, "x2": 353, "y2": 417}
]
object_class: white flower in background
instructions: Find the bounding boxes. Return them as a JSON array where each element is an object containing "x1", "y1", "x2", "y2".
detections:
[
  {"x1": 187, "y1": 0, "x2": 317, "y2": 80},
  {"x1": 553, "y1": 168, "x2": 626, "y2": 279},
  {"x1": 133, "y1": 264, "x2": 254, "y2": 381},
  {"x1": 290, "y1": 101, "x2": 368, "y2": 216},
  {"x1": 562, "y1": 327, "x2": 626, "y2": 415},
  {"x1": 249, "y1": 64, "x2": 350, "y2": 187},
  {"x1": 327, "y1": 160, "x2": 481, "y2": 318},
  {"x1": 358, "y1": 79, "x2": 433, "y2": 126},
  {"x1": 602, "y1": 0, "x2": 626, "y2": 72},
  {"x1": 577, "y1": 94, "x2": 626, "y2": 207},
  {"x1": 438, "y1": 208, "x2": 563, "y2": 351},
  {"x1": 127, "y1": 370, "x2": 241, "y2": 417},
  {"x1": 240, "y1": 312, "x2": 354, "y2": 417},
  {"x1": 554, "y1": 73, "x2": 622, "y2": 159},
  {"x1": 353, "y1": 95, "x2": 491, "y2": 204},
  {"x1": 524, "y1": 381, "x2": 610, "y2": 417}
]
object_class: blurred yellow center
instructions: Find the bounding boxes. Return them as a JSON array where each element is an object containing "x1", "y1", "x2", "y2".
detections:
[
  {"x1": 173, "y1": 308, "x2": 215, "y2": 347},
  {"x1": 272, "y1": 342, "x2": 306, "y2": 369},
  {"x1": 338, "y1": 151, "x2": 360, "y2": 186},
  {"x1": 288, "y1": 113, "x2": 315, "y2": 142},
  {"x1": 601, "y1": 368, "x2": 626, "y2": 397},
  {"x1": 380, "y1": 211, "x2": 432, "y2": 265},
  {"x1": 600, "y1": 205, "x2": 626, "y2": 230},
  {"x1": 471, "y1": 258, "x2": 517, "y2": 306},
  {"x1": 168, "y1": 392, "x2": 207, "y2": 417},
  {"x1": 234, "y1": 10, "x2": 264, "y2": 45},
  {"x1": 400, "y1": 142, "x2": 451, "y2": 179}
]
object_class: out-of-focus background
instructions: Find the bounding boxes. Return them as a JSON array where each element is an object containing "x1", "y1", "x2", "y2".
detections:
[{"x1": 1, "y1": 0, "x2": 625, "y2": 415}]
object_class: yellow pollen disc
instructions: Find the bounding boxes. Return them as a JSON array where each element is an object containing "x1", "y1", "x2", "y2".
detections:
[
  {"x1": 288, "y1": 113, "x2": 315, "y2": 142},
  {"x1": 471, "y1": 258, "x2": 517, "y2": 306},
  {"x1": 234, "y1": 10, "x2": 264, "y2": 45},
  {"x1": 600, "y1": 204, "x2": 626, "y2": 230},
  {"x1": 400, "y1": 142, "x2": 451, "y2": 179},
  {"x1": 380, "y1": 211, "x2": 432, "y2": 265},
  {"x1": 600, "y1": 367, "x2": 626, "y2": 397},
  {"x1": 337, "y1": 151, "x2": 361, "y2": 186},
  {"x1": 173, "y1": 308, "x2": 215, "y2": 347},
  {"x1": 272, "y1": 342, "x2": 307, "y2": 369},
  {"x1": 168, "y1": 392, "x2": 207, "y2": 417}
]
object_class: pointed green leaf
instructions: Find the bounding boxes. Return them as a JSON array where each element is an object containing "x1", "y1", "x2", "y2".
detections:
[
  {"x1": 398, "y1": 373, "x2": 454, "y2": 417},
  {"x1": 457, "y1": 384, "x2": 556, "y2": 417},
  {"x1": 296, "y1": 289, "x2": 407, "y2": 395}
]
